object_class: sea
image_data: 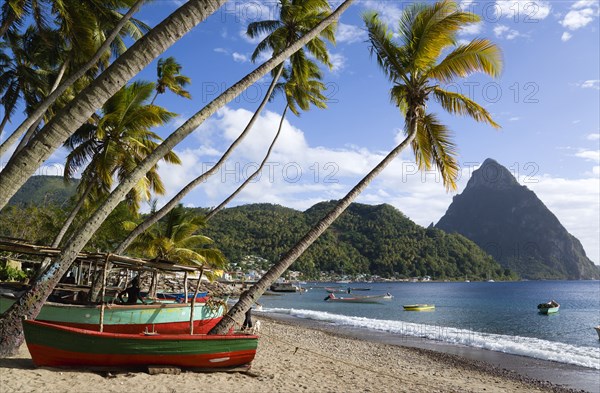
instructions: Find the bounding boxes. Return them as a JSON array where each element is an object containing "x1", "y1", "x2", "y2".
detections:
[{"x1": 254, "y1": 280, "x2": 600, "y2": 373}]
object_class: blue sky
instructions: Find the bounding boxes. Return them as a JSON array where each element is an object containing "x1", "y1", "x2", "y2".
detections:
[{"x1": 3, "y1": 1, "x2": 599, "y2": 263}]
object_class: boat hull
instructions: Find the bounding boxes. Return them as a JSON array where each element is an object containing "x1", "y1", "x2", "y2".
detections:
[
  {"x1": 23, "y1": 320, "x2": 258, "y2": 369},
  {"x1": 403, "y1": 304, "x2": 435, "y2": 311},
  {"x1": 1, "y1": 295, "x2": 224, "y2": 334},
  {"x1": 538, "y1": 306, "x2": 559, "y2": 314}
]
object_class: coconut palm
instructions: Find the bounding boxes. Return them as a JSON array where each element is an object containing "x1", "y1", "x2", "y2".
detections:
[
  {"x1": 0, "y1": 0, "x2": 352, "y2": 357},
  {"x1": 151, "y1": 56, "x2": 191, "y2": 104},
  {"x1": 53, "y1": 81, "x2": 179, "y2": 247},
  {"x1": 0, "y1": 0, "x2": 146, "y2": 157},
  {"x1": 0, "y1": 0, "x2": 227, "y2": 206},
  {"x1": 127, "y1": 205, "x2": 226, "y2": 271},
  {"x1": 2, "y1": 0, "x2": 149, "y2": 156},
  {"x1": 209, "y1": 0, "x2": 502, "y2": 334},
  {"x1": 112, "y1": 0, "x2": 337, "y2": 255}
]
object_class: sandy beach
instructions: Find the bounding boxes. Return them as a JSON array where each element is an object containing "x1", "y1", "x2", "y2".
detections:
[{"x1": 0, "y1": 316, "x2": 576, "y2": 393}]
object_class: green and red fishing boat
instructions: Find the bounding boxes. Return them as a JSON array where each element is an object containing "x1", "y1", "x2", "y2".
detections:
[
  {"x1": 23, "y1": 319, "x2": 258, "y2": 369},
  {"x1": 0, "y1": 295, "x2": 225, "y2": 334}
]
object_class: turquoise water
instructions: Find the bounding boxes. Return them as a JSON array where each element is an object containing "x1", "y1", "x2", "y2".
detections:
[{"x1": 256, "y1": 281, "x2": 600, "y2": 369}]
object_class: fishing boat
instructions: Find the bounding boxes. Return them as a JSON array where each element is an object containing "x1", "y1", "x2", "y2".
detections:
[
  {"x1": 0, "y1": 295, "x2": 225, "y2": 334},
  {"x1": 403, "y1": 304, "x2": 435, "y2": 311},
  {"x1": 269, "y1": 282, "x2": 298, "y2": 292},
  {"x1": 23, "y1": 319, "x2": 258, "y2": 370},
  {"x1": 324, "y1": 293, "x2": 385, "y2": 303},
  {"x1": 595, "y1": 326, "x2": 600, "y2": 340},
  {"x1": 537, "y1": 300, "x2": 560, "y2": 314}
]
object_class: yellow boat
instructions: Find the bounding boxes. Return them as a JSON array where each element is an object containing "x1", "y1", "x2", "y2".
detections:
[{"x1": 403, "y1": 304, "x2": 435, "y2": 311}]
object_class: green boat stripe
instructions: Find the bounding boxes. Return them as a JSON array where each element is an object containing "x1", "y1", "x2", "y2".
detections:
[{"x1": 24, "y1": 322, "x2": 258, "y2": 355}]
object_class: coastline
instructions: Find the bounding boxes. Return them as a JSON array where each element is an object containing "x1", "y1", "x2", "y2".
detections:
[
  {"x1": 261, "y1": 313, "x2": 597, "y2": 392},
  {"x1": 0, "y1": 316, "x2": 589, "y2": 393}
]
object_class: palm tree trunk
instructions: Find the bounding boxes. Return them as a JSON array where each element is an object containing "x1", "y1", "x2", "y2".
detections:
[
  {"x1": 208, "y1": 114, "x2": 419, "y2": 335},
  {"x1": 150, "y1": 91, "x2": 159, "y2": 106},
  {"x1": 113, "y1": 64, "x2": 285, "y2": 255},
  {"x1": 0, "y1": 0, "x2": 145, "y2": 159},
  {"x1": 36, "y1": 182, "x2": 93, "y2": 278},
  {"x1": 0, "y1": 0, "x2": 353, "y2": 357},
  {"x1": 205, "y1": 105, "x2": 288, "y2": 221},
  {"x1": 0, "y1": 0, "x2": 226, "y2": 209}
]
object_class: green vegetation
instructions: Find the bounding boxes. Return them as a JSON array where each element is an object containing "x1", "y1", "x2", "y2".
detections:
[
  {"x1": 203, "y1": 202, "x2": 515, "y2": 281},
  {"x1": 7, "y1": 176, "x2": 79, "y2": 207}
]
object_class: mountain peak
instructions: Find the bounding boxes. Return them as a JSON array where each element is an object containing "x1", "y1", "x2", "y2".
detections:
[
  {"x1": 437, "y1": 159, "x2": 599, "y2": 280},
  {"x1": 466, "y1": 158, "x2": 519, "y2": 190}
]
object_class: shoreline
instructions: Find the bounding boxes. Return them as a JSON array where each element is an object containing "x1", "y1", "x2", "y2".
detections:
[
  {"x1": 259, "y1": 312, "x2": 598, "y2": 393},
  {"x1": 0, "y1": 317, "x2": 591, "y2": 393}
]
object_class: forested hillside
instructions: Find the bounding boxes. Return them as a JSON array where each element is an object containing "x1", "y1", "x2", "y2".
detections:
[{"x1": 203, "y1": 202, "x2": 514, "y2": 280}]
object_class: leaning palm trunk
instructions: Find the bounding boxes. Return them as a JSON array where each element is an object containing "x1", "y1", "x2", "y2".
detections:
[
  {"x1": 0, "y1": 0, "x2": 145, "y2": 159},
  {"x1": 0, "y1": 0, "x2": 226, "y2": 209},
  {"x1": 0, "y1": 0, "x2": 353, "y2": 357},
  {"x1": 113, "y1": 64, "x2": 285, "y2": 256},
  {"x1": 205, "y1": 105, "x2": 288, "y2": 221},
  {"x1": 208, "y1": 114, "x2": 418, "y2": 334}
]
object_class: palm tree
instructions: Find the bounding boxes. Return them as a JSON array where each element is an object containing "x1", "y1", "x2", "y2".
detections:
[
  {"x1": 1, "y1": 0, "x2": 149, "y2": 157},
  {"x1": 151, "y1": 56, "x2": 191, "y2": 104},
  {"x1": 127, "y1": 205, "x2": 226, "y2": 271},
  {"x1": 34, "y1": 81, "x2": 179, "y2": 277},
  {"x1": 0, "y1": 0, "x2": 146, "y2": 157},
  {"x1": 205, "y1": 60, "x2": 328, "y2": 220},
  {"x1": 208, "y1": 0, "x2": 502, "y2": 334},
  {"x1": 0, "y1": 0, "x2": 228, "y2": 208},
  {"x1": 0, "y1": 0, "x2": 353, "y2": 357},
  {"x1": 112, "y1": 0, "x2": 336, "y2": 255}
]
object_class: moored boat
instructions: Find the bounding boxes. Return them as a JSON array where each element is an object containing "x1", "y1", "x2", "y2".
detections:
[
  {"x1": 23, "y1": 319, "x2": 258, "y2": 369},
  {"x1": 403, "y1": 304, "x2": 435, "y2": 311},
  {"x1": 270, "y1": 282, "x2": 298, "y2": 292},
  {"x1": 324, "y1": 293, "x2": 385, "y2": 303},
  {"x1": 537, "y1": 300, "x2": 560, "y2": 315},
  {"x1": 0, "y1": 295, "x2": 224, "y2": 334}
]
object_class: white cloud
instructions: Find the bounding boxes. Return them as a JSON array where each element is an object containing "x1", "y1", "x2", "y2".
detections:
[
  {"x1": 329, "y1": 52, "x2": 347, "y2": 73},
  {"x1": 494, "y1": 1, "x2": 551, "y2": 20},
  {"x1": 509, "y1": 117, "x2": 520, "y2": 121},
  {"x1": 232, "y1": 52, "x2": 249, "y2": 63},
  {"x1": 459, "y1": 22, "x2": 483, "y2": 36},
  {"x1": 336, "y1": 23, "x2": 367, "y2": 44},
  {"x1": 214, "y1": 48, "x2": 228, "y2": 54},
  {"x1": 493, "y1": 25, "x2": 521, "y2": 40},
  {"x1": 578, "y1": 80, "x2": 600, "y2": 90},
  {"x1": 361, "y1": 0, "x2": 403, "y2": 28},
  {"x1": 561, "y1": 32, "x2": 572, "y2": 42},
  {"x1": 561, "y1": 7, "x2": 598, "y2": 30},
  {"x1": 587, "y1": 133, "x2": 600, "y2": 141},
  {"x1": 575, "y1": 149, "x2": 600, "y2": 162}
]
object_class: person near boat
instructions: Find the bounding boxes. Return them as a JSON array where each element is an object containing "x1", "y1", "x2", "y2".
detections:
[{"x1": 117, "y1": 276, "x2": 147, "y2": 305}]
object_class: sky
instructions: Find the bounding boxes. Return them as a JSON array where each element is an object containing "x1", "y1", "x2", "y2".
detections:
[{"x1": 3, "y1": 1, "x2": 599, "y2": 263}]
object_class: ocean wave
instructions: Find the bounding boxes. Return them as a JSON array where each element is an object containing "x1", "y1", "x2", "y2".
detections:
[{"x1": 259, "y1": 307, "x2": 600, "y2": 370}]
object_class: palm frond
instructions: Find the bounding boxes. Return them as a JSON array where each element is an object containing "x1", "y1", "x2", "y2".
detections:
[
  {"x1": 428, "y1": 38, "x2": 503, "y2": 82},
  {"x1": 433, "y1": 87, "x2": 500, "y2": 128}
]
